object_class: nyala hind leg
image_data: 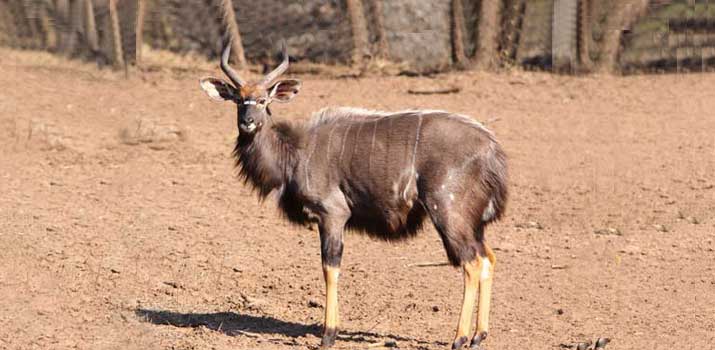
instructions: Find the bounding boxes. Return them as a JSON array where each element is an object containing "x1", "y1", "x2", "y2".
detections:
[{"x1": 470, "y1": 243, "x2": 495, "y2": 349}]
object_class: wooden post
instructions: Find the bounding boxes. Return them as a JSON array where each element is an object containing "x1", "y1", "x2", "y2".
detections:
[
  {"x1": 109, "y1": 0, "x2": 125, "y2": 67},
  {"x1": 475, "y1": 0, "x2": 502, "y2": 69},
  {"x1": 346, "y1": 0, "x2": 369, "y2": 65},
  {"x1": 368, "y1": 0, "x2": 389, "y2": 59},
  {"x1": 219, "y1": 0, "x2": 247, "y2": 68},
  {"x1": 136, "y1": 0, "x2": 146, "y2": 67},
  {"x1": 451, "y1": 0, "x2": 468, "y2": 66}
]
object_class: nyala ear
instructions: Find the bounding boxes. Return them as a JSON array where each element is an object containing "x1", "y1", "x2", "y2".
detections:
[
  {"x1": 268, "y1": 79, "x2": 301, "y2": 103},
  {"x1": 199, "y1": 77, "x2": 237, "y2": 101}
]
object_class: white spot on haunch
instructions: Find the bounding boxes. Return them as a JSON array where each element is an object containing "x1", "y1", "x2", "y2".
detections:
[
  {"x1": 449, "y1": 193, "x2": 455, "y2": 201},
  {"x1": 433, "y1": 204, "x2": 438, "y2": 210},
  {"x1": 480, "y1": 258, "x2": 491, "y2": 280},
  {"x1": 481, "y1": 198, "x2": 496, "y2": 222}
]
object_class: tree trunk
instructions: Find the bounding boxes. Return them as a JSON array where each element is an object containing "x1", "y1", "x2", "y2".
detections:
[
  {"x1": 39, "y1": 2, "x2": 57, "y2": 50},
  {"x1": 64, "y1": 0, "x2": 84, "y2": 55},
  {"x1": 451, "y1": 0, "x2": 468, "y2": 66},
  {"x1": 84, "y1": 0, "x2": 98, "y2": 52},
  {"x1": 346, "y1": 0, "x2": 369, "y2": 65},
  {"x1": 500, "y1": 0, "x2": 526, "y2": 63},
  {"x1": 598, "y1": 0, "x2": 649, "y2": 73},
  {"x1": 135, "y1": 0, "x2": 146, "y2": 67},
  {"x1": 218, "y1": 0, "x2": 247, "y2": 67},
  {"x1": 475, "y1": 0, "x2": 503, "y2": 68},
  {"x1": 552, "y1": 0, "x2": 579, "y2": 72},
  {"x1": 56, "y1": 0, "x2": 70, "y2": 51},
  {"x1": 108, "y1": 0, "x2": 124, "y2": 67},
  {"x1": 18, "y1": 0, "x2": 43, "y2": 49},
  {"x1": 368, "y1": 0, "x2": 389, "y2": 59},
  {"x1": 578, "y1": 0, "x2": 593, "y2": 70}
]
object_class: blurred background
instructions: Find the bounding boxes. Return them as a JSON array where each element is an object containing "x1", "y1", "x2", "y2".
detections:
[{"x1": 2, "y1": 0, "x2": 715, "y2": 74}]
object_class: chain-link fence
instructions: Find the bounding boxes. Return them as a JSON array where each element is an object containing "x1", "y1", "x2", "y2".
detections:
[{"x1": 2, "y1": 0, "x2": 714, "y2": 73}]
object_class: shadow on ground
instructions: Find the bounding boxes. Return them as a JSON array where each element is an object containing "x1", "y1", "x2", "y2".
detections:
[{"x1": 136, "y1": 308, "x2": 446, "y2": 347}]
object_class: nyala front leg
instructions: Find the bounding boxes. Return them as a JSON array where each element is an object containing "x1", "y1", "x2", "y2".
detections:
[{"x1": 318, "y1": 213, "x2": 346, "y2": 348}]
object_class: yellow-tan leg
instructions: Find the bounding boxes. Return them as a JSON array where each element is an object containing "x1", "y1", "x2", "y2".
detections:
[
  {"x1": 470, "y1": 244, "x2": 496, "y2": 349},
  {"x1": 321, "y1": 265, "x2": 340, "y2": 348},
  {"x1": 452, "y1": 260, "x2": 479, "y2": 349}
]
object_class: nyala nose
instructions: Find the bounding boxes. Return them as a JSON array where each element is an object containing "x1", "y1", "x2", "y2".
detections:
[{"x1": 244, "y1": 116, "x2": 254, "y2": 124}]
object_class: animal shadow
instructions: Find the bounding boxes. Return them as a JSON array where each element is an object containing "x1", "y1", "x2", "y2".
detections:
[{"x1": 136, "y1": 308, "x2": 445, "y2": 347}]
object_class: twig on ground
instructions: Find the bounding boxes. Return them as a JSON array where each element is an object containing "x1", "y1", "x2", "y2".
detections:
[
  {"x1": 235, "y1": 329, "x2": 261, "y2": 338},
  {"x1": 407, "y1": 86, "x2": 461, "y2": 95},
  {"x1": 485, "y1": 116, "x2": 501, "y2": 124}
]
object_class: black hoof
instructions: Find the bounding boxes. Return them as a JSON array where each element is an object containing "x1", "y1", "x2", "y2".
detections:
[
  {"x1": 469, "y1": 332, "x2": 487, "y2": 349},
  {"x1": 320, "y1": 327, "x2": 337, "y2": 349},
  {"x1": 451, "y1": 336, "x2": 469, "y2": 349}
]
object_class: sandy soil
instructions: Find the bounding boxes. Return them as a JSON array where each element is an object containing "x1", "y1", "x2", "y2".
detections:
[{"x1": 1, "y1": 48, "x2": 714, "y2": 350}]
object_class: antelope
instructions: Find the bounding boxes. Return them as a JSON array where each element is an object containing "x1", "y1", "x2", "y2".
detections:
[{"x1": 199, "y1": 43, "x2": 508, "y2": 350}]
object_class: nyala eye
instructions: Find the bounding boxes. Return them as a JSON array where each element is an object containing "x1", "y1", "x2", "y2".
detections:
[{"x1": 256, "y1": 98, "x2": 267, "y2": 105}]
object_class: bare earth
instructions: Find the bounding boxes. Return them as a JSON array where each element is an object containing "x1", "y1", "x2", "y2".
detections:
[{"x1": 1, "y1": 49, "x2": 714, "y2": 350}]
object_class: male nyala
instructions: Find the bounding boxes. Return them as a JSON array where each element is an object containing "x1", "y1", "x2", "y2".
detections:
[{"x1": 199, "y1": 43, "x2": 508, "y2": 350}]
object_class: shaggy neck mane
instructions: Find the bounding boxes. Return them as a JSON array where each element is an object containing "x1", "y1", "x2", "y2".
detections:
[{"x1": 233, "y1": 121, "x2": 304, "y2": 198}]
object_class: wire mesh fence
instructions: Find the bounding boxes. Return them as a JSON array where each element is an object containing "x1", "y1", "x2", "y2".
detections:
[{"x1": 2, "y1": 0, "x2": 714, "y2": 73}]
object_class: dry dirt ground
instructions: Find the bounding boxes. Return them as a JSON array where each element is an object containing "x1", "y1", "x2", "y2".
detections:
[{"x1": 1, "y1": 48, "x2": 714, "y2": 350}]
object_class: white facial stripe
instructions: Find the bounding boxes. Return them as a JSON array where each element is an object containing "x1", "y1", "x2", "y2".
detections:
[
  {"x1": 480, "y1": 258, "x2": 491, "y2": 280},
  {"x1": 243, "y1": 100, "x2": 257, "y2": 105}
]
